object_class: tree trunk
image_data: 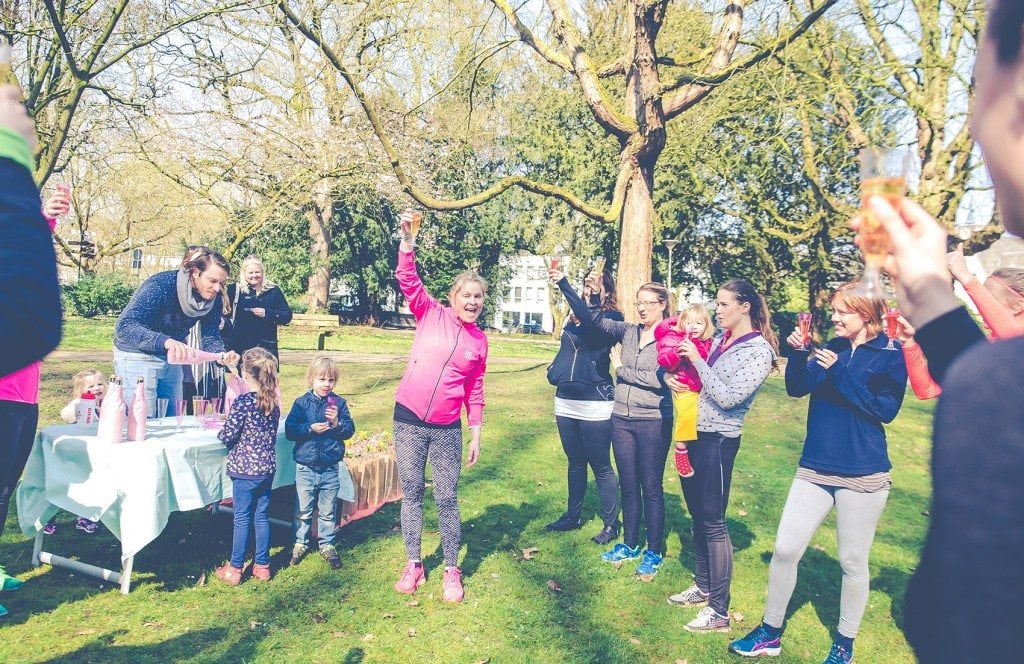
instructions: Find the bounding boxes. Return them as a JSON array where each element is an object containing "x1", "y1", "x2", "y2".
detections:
[
  {"x1": 305, "y1": 179, "x2": 333, "y2": 313},
  {"x1": 617, "y1": 165, "x2": 656, "y2": 318}
]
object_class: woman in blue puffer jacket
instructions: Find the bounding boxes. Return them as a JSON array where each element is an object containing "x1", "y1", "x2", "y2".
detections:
[{"x1": 544, "y1": 267, "x2": 623, "y2": 545}]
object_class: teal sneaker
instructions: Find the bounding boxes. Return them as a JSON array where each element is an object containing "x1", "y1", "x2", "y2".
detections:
[
  {"x1": 635, "y1": 549, "x2": 663, "y2": 576},
  {"x1": 822, "y1": 642, "x2": 853, "y2": 664},
  {"x1": 600, "y1": 543, "x2": 641, "y2": 563},
  {"x1": 0, "y1": 565, "x2": 23, "y2": 592},
  {"x1": 729, "y1": 623, "x2": 782, "y2": 657}
]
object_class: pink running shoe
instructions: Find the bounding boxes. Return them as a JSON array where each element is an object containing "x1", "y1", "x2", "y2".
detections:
[
  {"x1": 394, "y1": 561, "x2": 425, "y2": 594},
  {"x1": 442, "y1": 567, "x2": 464, "y2": 603},
  {"x1": 252, "y1": 563, "x2": 271, "y2": 581}
]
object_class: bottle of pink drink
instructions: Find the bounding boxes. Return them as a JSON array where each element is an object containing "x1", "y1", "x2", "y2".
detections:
[
  {"x1": 96, "y1": 375, "x2": 125, "y2": 443},
  {"x1": 126, "y1": 378, "x2": 147, "y2": 442}
]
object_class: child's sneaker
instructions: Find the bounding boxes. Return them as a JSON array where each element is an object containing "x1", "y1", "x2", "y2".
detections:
[
  {"x1": 395, "y1": 561, "x2": 425, "y2": 594},
  {"x1": 684, "y1": 606, "x2": 731, "y2": 633},
  {"x1": 729, "y1": 623, "x2": 782, "y2": 657},
  {"x1": 320, "y1": 545, "x2": 342, "y2": 570},
  {"x1": 442, "y1": 567, "x2": 464, "y2": 603},
  {"x1": 43, "y1": 522, "x2": 57, "y2": 536},
  {"x1": 75, "y1": 518, "x2": 98, "y2": 534},
  {"x1": 215, "y1": 564, "x2": 243, "y2": 586},
  {"x1": 600, "y1": 542, "x2": 642, "y2": 563},
  {"x1": 635, "y1": 549, "x2": 663, "y2": 577},
  {"x1": 252, "y1": 563, "x2": 271, "y2": 581},
  {"x1": 674, "y1": 446, "x2": 694, "y2": 478},
  {"x1": 289, "y1": 544, "x2": 307, "y2": 567}
]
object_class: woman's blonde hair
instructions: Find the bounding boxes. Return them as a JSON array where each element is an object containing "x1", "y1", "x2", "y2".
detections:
[
  {"x1": 832, "y1": 281, "x2": 885, "y2": 335},
  {"x1": 71, "y1": 368, "x2": 104, "y2": 398},
  {"x1": 239, "y1": 254, "x2": 277, "y2": 295},
  {"x1": 305, "y1": 356, "x2": 339, "y2": 387},
  {"x1": 242, "y1": 347, "x2": 279, "y2": 416},
  {"x1": 678, "y1": 303, "x2": 715, "y2": 341},
  {"x1": 448, "y1": 271, "x2": 488, "y2": 305}
]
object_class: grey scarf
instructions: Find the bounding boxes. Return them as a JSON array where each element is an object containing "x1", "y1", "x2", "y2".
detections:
[{"x1": 176, "y1": 269, "x2": 217, "y2": 318}]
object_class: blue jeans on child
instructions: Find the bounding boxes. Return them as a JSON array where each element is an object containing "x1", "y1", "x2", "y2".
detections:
[
  {"x1": 294, "y1": 463, "x2": 340, "y2": 549},
  {"x1": 230, "y1": 476, "x2": 274, "y2": 568}
]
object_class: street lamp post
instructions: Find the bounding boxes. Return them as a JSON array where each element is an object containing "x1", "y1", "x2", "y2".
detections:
[{"x1": 664, "y1": 239, "x2": 679, "y2": 294}]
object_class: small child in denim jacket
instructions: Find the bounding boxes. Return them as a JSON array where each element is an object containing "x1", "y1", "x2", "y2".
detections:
[
  {"x1": 655, "y1": 303, "x2": 714, "y2": 478},
  {"x1": 215, "y1": 347, "x2": 281, "y2": 585},
  {"x1": 285, "y1": 356, "x2": 355, "y2": 570}
]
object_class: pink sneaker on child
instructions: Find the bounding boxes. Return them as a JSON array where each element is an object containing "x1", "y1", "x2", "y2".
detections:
[
  {"x1": 252, "y1": 563, "x2": 271, "y2": 581},
  {"x1": 394, "y1": 561, "x2": 425, "y2": 594},
  {"x1": 75, "y1": 517, "x2": 98, "y2": 534},
  {"x1": 442, "y1": 567, "x2": 464, "y2": 603},
  {"x1": 43, "y1": 522, "x2": 57, "y2": 536}
]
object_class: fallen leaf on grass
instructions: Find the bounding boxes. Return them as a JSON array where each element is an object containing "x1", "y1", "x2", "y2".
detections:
[
  {"x1": 362, "y1": 633, "x2": 375, "y2": 642},
  {"x1": 731, "y1": 611, "x2": 745, "y2": 622},
  {"x1": 546, "y1": 579, "x2": 563, "y2": 592},
  {"x1": 613, "y1": 560, "x2": 625, "y2": 570},
  {"x1": 195, "y1": 573, "x2": 206, "y2": 587},
  {"x1": 737, "y1": 510, "x2": 748, "y2": 517},
  {"x1": 249, "y1": 621, "x2": 264, "y2": 630},
  {"x1": 313, "y1": 613, "x2": 327, "y2": 624},
  {"x1": 813, "y1": 544, "x2": 826, "y2": 553},
  {"x1": 675, "y1": 659, "x2": 688, "y2": 664},
  {"x1": 142, "y1": 621, "x2": 164, "y2": 628},
  {"x1": 408, "y1": 628, "x2": 418, "y2": 637},
  {"x1": 473, "y1": 659, "x2": 491, "y2": 664},
  {"x1": 75, "y1": 629, "x2": 96, "y2": 636},
  {"x1": 521, "y1": 547, "x2": 539, "y2": 560},
  {"x1": 382, "y1": 613, "x2": 397, "y2": 619},
  {"x1": 629, "y1": 637, "x2": 642, "y2": 645},
  {"x1": 922, "y1": 510, "x2": 930, "y2": 516},
  {"x1": 407, "y1": 600, "x2": 420, "y2": 607},
  {"x1": 636, "y1": 574, "x2": 655, "y2": 583},
  {"x1": 332, "y1": 631, "x2": 348, "y2": 638}
]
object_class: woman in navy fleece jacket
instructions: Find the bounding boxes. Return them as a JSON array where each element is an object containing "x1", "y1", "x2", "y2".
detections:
[{"x1": 729, "y1": 282, "x2": 907, "y2": 663}]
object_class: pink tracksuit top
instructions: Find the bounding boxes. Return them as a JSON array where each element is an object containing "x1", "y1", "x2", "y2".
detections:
[{"x1": 394, "y1": 248, "x2": 488, "y2": 427}]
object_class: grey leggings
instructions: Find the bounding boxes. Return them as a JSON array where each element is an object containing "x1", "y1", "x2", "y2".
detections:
[
  {"x1": 394, "y1": 420, "x2": 463, "y2": 567},
  {"x1": 763, "y1": 477, "x2": 889, "y2": 638}
]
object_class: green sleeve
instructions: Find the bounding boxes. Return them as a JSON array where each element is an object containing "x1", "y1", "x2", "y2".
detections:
[{"x1": 0, "y1": 127, "x2": 34, "y2": 174}]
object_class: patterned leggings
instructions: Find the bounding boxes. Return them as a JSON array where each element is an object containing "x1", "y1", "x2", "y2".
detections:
[{"x1": 394, "y1": 420, "x2": 463, "y2": 567}]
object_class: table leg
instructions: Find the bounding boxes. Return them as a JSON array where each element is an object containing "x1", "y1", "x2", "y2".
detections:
[
  {"x1": 211, "y1": 503, "x2": 292, "y2": 529},
  {"x1": 119, "y1": 556, "x2": 134, "y2": 595},
  {"x1": 32, "y1": 531, "x2": 43, "y2": 567}
]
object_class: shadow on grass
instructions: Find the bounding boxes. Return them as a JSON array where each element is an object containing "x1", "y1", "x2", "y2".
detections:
[
  {"x1": 39, "y1": 628, "x2": 231, "y2": 663},
  {"x1": 421, "y1": 501, "x2": 544, "y2": 577},
  {"x1": 872, "y1": 565, "x2": 910, "y2": 629}
]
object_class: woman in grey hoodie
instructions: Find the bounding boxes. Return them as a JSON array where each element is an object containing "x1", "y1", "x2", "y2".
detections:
[{"x1": 665, "y1": 279, "x2": 778, "y2": 633}]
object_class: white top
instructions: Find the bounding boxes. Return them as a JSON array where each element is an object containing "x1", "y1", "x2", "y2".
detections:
[{"x1": 554, "y1": 397, "x2": 614, "y2": 421}]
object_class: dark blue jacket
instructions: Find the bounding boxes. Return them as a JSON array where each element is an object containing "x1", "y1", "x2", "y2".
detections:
[
  {"x1": 225, "y1": 282, "x2": 293, "y2": 358},
  {"x1": 285, "y1": 390, "x2": 355, "y2": 469},
  {"x1": 785, "y1": 334, "x2": 907, "y2": 475},
  {"x1": 114, "y1": 270, "x2": 225, "y2": 357},
  {"x1": 546, "y1": 277, "x2": 624, "y2": 401},
  {"x1": 0, "y1": 157, "x2": 62, "y2": 376}
]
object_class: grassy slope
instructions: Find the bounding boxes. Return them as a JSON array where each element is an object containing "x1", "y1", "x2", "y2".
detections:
[{"x1": 1, "y1": 322, "x2": 932, "y2": 663}]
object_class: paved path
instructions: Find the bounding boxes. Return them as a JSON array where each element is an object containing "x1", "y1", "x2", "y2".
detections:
[{"x1": 48, "y1": 350, "x2": 547, "y2": 366}]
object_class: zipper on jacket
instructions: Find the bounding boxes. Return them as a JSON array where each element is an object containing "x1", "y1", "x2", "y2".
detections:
[{"x1": 424, "y1": 326, "x2": 462, "y2": 419}]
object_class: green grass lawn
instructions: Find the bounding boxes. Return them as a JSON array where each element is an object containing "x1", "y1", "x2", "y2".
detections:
[
  {"x1": 2, "y1": 341, "x2": 933, "y2": 662},
  {"x1": 59, "y1": 316, "x2": 558, "y2": 360}
]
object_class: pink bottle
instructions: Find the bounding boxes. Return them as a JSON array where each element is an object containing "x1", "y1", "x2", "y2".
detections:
[
  {"x1": 96, "y1": 375, "x2": 125, "y2": 443},
  {"x1": 126, "y1": 378, "x2": 147, "y2": 442}
]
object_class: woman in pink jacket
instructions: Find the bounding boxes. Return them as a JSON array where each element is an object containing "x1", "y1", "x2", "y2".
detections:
[{"x1": 391, "y1": 210, "x2": 488, "y2": 604}]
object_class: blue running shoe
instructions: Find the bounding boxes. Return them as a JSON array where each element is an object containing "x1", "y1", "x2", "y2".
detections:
[
  {"x1": 822, "y1": 642, "x2": 853, "y2": 664},
  {"x1": 635, "y1": 549, "x2": 663, "y2": 576},
  {"x1": 600, "y1": 543, "x2": 641, "y2": 563},
  {"x1": 729, "y1": 623, "x2": 782, "y2": 657}
]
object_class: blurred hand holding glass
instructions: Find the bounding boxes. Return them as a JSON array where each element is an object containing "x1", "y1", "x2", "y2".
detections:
[
  {"x1": 884, "y1": 306, "x2": 900, "y2": 350},
  {"x1": 857, "y1": 147, "x2": 911, "y2": 298}
]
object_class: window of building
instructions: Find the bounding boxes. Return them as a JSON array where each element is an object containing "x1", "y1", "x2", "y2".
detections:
[
  {"x1": 513, "y1": 287, "x2": 522, "y2": 303},
  {"x1": 525, "y1": 286, "x2": 533, "y2": 301},
  {"x1": 131, "y1": 248, "x2": 143, "y2": 271},
  {"x1": 524, "y1": 312, "x2": 543, "y2": 325}
]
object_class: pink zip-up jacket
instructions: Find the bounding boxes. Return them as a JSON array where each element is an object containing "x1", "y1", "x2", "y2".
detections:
[
  {"x1": 654, "y1": 317, "x2": 712, "y2": 392},
  {"x1": 394, "y1": 248, "x2": 488, "y2": 427}
]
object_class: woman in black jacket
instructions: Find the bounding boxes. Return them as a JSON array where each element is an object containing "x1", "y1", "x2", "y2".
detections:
[
  {"x1": 226, "y1": 255, "x2": 293, "y2": 364},
  {"x1": 544, "y1": 268, "x2": 623, "y2": 544}
]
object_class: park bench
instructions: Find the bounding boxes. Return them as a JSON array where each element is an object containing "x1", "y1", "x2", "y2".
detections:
[{"x1": 288, "y1": 312, "x2": 343, "y2": 351}]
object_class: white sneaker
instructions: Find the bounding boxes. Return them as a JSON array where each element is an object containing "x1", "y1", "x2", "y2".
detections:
[
  {"x1": 685, "y1": 606, "x2": 731, "y2": 633},
  {"x1": 667, "y1": 584, "x2": 709, "y2": 607}
]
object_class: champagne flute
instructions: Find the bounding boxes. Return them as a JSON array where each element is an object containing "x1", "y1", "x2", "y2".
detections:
[
  {"x1": 855, "y1": 147, "x2": 911, "y2": 298},
  {"x1": 403, "y1": 208, "x2": 423, "y2": 239},
  {"x1": 174, "y1": 399, "x2": 187, "y2": 432},
  {"x1": 884, "y1": 306, "x2": 900, "y2": 351},
  {"x1": 211, "y1": 397, "x2": 223, "y2": 419},
  {"x1": 192, "y1": 396, "x2": 202, "y2": 425},
  {"x1": 592, "y1": 256, "x2": 606, "y2": 279},
  {"x1": 156, "y1": 398, "x2": 169, "y2": 426},
  {"x1": 797, "y1": 312, "x2": 813, "y2": 351}
]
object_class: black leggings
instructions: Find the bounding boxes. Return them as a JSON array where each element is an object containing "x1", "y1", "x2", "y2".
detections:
[
  {"x1": 680, "y1": 431, "x2": 741, "y2": 615},
  {"x1": 555, "y1": 415, "x2": 618, "y2": 527},
  {"x1": 611, "y1": 414, "x2": 672, "y2": 554},
  {"x1": 0, "y1": 401, "x2": 38, "y2": 531}
]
